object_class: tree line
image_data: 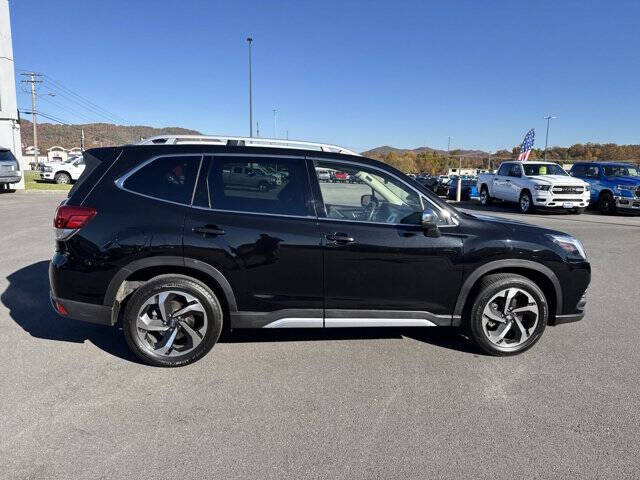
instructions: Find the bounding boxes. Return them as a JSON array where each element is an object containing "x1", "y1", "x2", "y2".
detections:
[{"x1": 367, "y1": 143, "x2": 640, "y2": 173}]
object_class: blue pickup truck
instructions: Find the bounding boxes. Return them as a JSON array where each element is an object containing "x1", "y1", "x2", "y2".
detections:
[{"x1": 569, "y1": 162, "x2": 640, "y2": 214}]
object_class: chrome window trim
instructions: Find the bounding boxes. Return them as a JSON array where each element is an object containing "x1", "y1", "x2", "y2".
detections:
[
  {"x1": 308, "y1": 156, "x2": 459, "y2": 228},
  {"x1": 189, "y1": 204, "x2": 317, "y2": 220},
  {"x1": 114, "y1": 153, "x2": 204, "y2": 207}
]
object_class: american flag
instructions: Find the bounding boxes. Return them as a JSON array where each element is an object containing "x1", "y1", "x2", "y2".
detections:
[{"x1": 517, "y1": 129, "x2": 535, "y2": 161}]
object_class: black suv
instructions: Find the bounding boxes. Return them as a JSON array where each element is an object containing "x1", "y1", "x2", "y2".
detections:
[{"x1": 49, "y1": 137, "x2": 590, "y2": 366}]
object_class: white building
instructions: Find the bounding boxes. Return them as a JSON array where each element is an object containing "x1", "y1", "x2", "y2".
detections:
[{"x1": 0, "y1": 0, "x2": 23, "y2": 188}]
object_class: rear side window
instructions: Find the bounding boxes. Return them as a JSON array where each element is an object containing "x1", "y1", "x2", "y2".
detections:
[
  {"x1": 123, "y1": 155, "x2": 202, "y2": 205},
  {"x1": 497, "y1": 164, "x2": 511, "y2": 176},
  {"x1": 200, "y1": 156, "x2": 310, "y2": 216},
  {"x1": 570, "y1": 165, "x2": 586, "y2": 177}
]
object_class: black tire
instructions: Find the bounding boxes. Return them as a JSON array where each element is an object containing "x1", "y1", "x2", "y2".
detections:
[
  {"x1": 123, "y1": 275, "x2": 223, "y2": 367},
  {"x1": 519, "y1": 190, "x2": 534, "y2": 214},
  {"x1": 464, "y1": 273, "x2": 548, "y2": 356},
  {"x1": 598, "y1": 191, "x2": 616, "y2": 215},
  {"x1": 54, "y1": 172, "x2": 72, "y2": 184},
  {"x1": 480, "y1": 185, "x2": 492, "y2": 205}
]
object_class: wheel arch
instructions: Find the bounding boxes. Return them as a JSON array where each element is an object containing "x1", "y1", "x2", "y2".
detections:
[
  {"x1": 453, "y1": 260, "x2": 562, "y2": 326},
  {"x1": 104, "y1": 256, "x2": 237, "y2": 325}
]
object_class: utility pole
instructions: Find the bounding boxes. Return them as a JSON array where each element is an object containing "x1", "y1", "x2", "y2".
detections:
[
  {"x1": 81, "y1": 128, "x2": 85, "y2": 151},
  {"x1": 543, "y1": 115, "x2": 556, "y2": 160},
  {"x1": 256, "y1": 121, "x2": 260, "y2": 138},
  {"x1": 247, "y1": 36, "x2": 253, "y2": 137},
  {"x1": 273, "y1": 108, "x2": 277, "y2": 138},
  {"x1": 20, "y1": 72, "x2": 43, "y2": 167}
]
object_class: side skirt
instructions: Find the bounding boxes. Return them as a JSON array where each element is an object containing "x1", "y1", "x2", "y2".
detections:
[{"x1": 231, "y1": 309, "x2": 454, "y2": 328}]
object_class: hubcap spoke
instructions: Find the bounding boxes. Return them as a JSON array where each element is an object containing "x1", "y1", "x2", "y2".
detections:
[
  {"x1": 137, "y1": 313, "x2": 169, "y2": 332},
  {"x1": 483, "y1": 308, "x2": 506, "y2": 323},
  {"x1": 513, "y1": 316, "x2": 530, "y2": 341},
  {"x1": 512, "y1": 304, "x2": 538, "y2": 315},
  {"x1": 489, "y1": 322, "x2": 512, "y2": 343},
  {"x1": 179, "y1": 320, "x2": 203, "y2": 344},
  {"x1": 156, "y1": 292, "x2": 172, "y2": 322},
  {"x1": 155, "y1": 327, "x2": 178, "y2": 354},
  {"x1": 503, "y1": 289, "x2": 517, "y2": 314},
  {"x1": 172, "y1": 301, "x2": 205, "y2": 318}
]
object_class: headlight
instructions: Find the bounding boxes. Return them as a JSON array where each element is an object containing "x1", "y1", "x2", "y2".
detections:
[
  {"x1": 548, "y1": 234, "x2": 587, "y2": 259},
  {"x1": 44, "y1": 166, "x2": 53, "y2": 172},
  {"x1": 534, "y1": 184, "x2": 551, "y2": 191}
]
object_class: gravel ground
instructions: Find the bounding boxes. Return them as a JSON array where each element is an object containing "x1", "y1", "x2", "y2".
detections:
[{"x1": 1, "y1": 191, "x2": 639, "y2": 479}]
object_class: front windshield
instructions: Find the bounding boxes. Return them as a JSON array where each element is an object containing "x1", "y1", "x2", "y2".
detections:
[
  {"x1": 603, "y1": 165, "x2": 639, "y2": 177},
  {"x1": 523, "y1": 163, "x2": 568, "y2": 176}
]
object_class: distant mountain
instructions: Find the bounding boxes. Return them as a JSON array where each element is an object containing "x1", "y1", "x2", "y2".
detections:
[
  {"x1": 19, "y1": 120, "x2": 201, "y2": 152},
  {"x1": 362, "y1": 145, "x2": 490, "y2": 158}
]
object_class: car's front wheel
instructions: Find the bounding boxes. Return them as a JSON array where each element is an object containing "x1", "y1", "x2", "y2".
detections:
[
  {"x1": 519, "y1": 190, "x2": 534, "y2": 214},
  {"x1": 598, "y1": 191, "x2": 616, "y2": 215},
  {"x1": 54, "y1": 172, "x2": 71, "y2": 184},
  {"x1": 480, "y1": 186, "x2": 491, "y2": 205},
  {"x1": 123, "y1": 275, "x2": 223, "y2": 367},
  {"x1": 465, "y1": 273, "x2": 548, "y2": 356}
]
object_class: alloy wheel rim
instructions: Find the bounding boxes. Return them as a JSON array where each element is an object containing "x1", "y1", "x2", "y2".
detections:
[
  {"x1": 480, "y1": 190, "x2": 487, "y2": 204},
  {"x1": 482, "y1": 287, "x2": 539, "y2": 350},
  {"x1": 520, "y1": 195, "x2": 530, "y2": 212},
  {"x1": 136, "y1": 290, "x2": 208, "y2": 357}
]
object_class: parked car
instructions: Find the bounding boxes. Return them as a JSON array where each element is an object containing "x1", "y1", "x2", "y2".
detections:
[
  {"x1": 569, "y1": 162, "x2": 640, "y2": 214},
  {"x1": 222, "y1": 165, "x2": 278, "y2": 191},
  {"x1": 49, "y1": 135, "x2": 590, "y2": 367},
  {"x1": 316, "y1": 169, "x2": 331, "y2": 182},
  {"x1": 448, "y1": 178, "x2": 479, "y2": 201},
  {"x1": 434, "y1": 177, "x2": 451, "y2": 197},
  {"x1": 333, "y1": 171, "x2": 349, "y2": 183},
  {"x1": 0, "y1": 148, "x2": 21, "y2": 191},
  {"x1": 40, "y1": 156, "x2": 86, "y2": 184},
  {"x1": 477, "y1": 161, "x2": 590, "y2": 214}
]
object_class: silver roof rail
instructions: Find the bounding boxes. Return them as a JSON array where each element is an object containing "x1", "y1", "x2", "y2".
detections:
[{"x1": 136, "y1": 135, "x2": 360, "y2": 156}]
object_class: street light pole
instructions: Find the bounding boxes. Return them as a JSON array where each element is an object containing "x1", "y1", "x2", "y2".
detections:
[
  {"x1": 273, "y1": 108, "x2": 277, "y2": 138},
  {"x1": 247, "y1": 37, "x2": 253, "y2": 138},
  {"x1": 543, "y1": 115, "x2": 556, "y2": 160}
]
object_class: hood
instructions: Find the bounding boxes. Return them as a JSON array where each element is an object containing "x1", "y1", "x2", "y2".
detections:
[
  {"x1": 463, "y1": 210, "x2": 564, "y2": 236},
  {"x1": 526, "y1": 174, "x2": 585, "y2": 185}
]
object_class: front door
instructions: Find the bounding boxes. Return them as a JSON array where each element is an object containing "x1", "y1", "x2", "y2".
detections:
[
  {"x1": 184, "y1": 154, "x2": 324, "y2": 328},
  {"x1": 310, "y1": 159, "x2": 463, "y2": 327}
]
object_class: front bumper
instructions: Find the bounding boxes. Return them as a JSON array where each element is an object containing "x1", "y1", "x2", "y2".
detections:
[
  {"x1": 50, "y1": 291, "x2": 114, "y2": 326},
  {"x1": 533, "y1": 191, "x2": 590, "y2": 209},
  {"x1": 0, "y1": 175, "x2": 21, "y2": 184},
  {"x1": 552, "y1": 295, "x2": 586, "y2": 325},
  {"x1": 615, "y1": 195, "x2": 640, "y2": 210}
]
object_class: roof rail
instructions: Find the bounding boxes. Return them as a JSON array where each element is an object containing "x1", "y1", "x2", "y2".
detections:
[{"x1": 136, "y1": 135, "x2": 360, "y2": 156}]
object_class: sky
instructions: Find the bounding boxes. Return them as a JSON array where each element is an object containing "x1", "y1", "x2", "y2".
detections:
[{"x1": 9, "y1": 0, "x2": 640, "y2": 153}]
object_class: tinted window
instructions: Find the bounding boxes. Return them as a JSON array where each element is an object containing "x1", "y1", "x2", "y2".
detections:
[
  {"x1": 603, "y1": 165, "x2": 640, "y2": 177},
  {"x1": 570, "y1": 165, "x2": 586, "y2": 177},
  {"x1": 522, "y1": 163, "x2": 568, "y2": 176},
  {"x1": 0, "y1": 149, "x2": 17, "y2": 162},
  {"x1": 508, "y1": 165, "x2": 522, "y2": 177},
  {"x1": 314, "y1": 161, "x2": 424, "y2": 225},
  {"x1": 123, "y1": 155, "x2": 201, "y2": 204},
  {"x1": 497, "y1": 164, "x2": 511, "y2": 176},
  {"x1": 204, "y1": 156, "x2": 309, "y2": 216}
]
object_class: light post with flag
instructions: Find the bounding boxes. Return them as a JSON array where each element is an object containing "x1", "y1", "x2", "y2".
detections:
[{"x1": 517, "y1": 129, "x2": 535, "y2": 161}]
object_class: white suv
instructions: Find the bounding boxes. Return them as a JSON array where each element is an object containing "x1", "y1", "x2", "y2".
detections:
[
  {"x1": 40, "y1": 156, "x2": 85, "y2": 184},
  {"x1": 478, "y1": 161, "x2": 590, "y2": 214}
]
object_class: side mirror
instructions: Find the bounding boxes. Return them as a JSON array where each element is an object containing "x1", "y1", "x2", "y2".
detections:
[{"x1": 421, "y1": 208, "x2": 440, "y2": 237}]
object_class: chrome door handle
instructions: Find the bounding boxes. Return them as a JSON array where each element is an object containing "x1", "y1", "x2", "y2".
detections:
[{"x1": 326, "y1": 233, "x2": 354, "y2": 244}]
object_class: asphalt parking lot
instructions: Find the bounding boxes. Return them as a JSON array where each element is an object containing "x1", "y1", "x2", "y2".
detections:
[{"x1": 1, "y1": 191, "x2": 639, "y2": 479}]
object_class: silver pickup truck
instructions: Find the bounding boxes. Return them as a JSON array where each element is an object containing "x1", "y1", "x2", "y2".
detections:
[{"x1": 0, "y1": 148, "x2": 21, "y2": 192}]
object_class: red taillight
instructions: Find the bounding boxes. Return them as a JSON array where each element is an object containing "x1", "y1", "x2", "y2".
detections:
[
  {"x1": 55, "y1": 302, "x2": 68, "y2": 315},
  {"x1": 54, "y1": 205, "x2": 97, "y2": 230}
]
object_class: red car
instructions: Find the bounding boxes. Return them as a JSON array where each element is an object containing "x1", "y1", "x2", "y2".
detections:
[{"x1": 333, "y1": 171, "x2": 349, "y2": 182}]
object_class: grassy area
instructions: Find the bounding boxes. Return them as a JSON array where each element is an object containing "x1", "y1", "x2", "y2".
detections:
[{"x1": 24, "y1": 171, "x2": 72, "y2": 191}]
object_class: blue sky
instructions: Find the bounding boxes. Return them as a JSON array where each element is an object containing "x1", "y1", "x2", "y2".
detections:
[{"x1": 10, "y1": 0, "x2": 640, "y2": 152}]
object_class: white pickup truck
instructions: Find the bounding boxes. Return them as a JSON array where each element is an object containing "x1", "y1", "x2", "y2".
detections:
[
  {"x1": 477, "y1": 161, "x2": 590, "y2": 214},
  {"x1": 40, "y1": 156, "x2": 85, "y2": 184}
]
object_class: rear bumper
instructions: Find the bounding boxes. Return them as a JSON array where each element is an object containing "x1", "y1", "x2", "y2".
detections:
[
  {"x1": 0, "y1": 175, "x2": 21, "y2": 184},
  {"x1": 50, "y1": 291, "x2": 114, "y2": 326},
  {"x1": 552, "y1": 295, "x2": 586, "y2": 325}
]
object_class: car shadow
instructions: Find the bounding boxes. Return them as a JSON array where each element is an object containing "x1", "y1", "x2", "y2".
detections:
[
  {"x1": 219, "y1": 326, "x2": 482, "y2": 355},
  {"x1": 1, "y1": 260, "x2": 140, "y2": 363},
  {"x1": 3, "y1": 261, "x2": 484, "y2": 362}
]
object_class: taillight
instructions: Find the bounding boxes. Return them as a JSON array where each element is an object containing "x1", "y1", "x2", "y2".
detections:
[{"x1": 54, "y1": 205, "x2": 97, "y2": 239}]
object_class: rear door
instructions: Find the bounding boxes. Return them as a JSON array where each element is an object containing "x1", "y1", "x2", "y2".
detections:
[
  {"x1": 493, "y1": 163, "x2": 511, "y2": 199},
  {"x1": 184, "y1": 154, "x2": 324, "y2": 328}
]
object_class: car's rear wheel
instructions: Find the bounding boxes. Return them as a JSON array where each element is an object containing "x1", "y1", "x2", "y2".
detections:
[
  {"x1": 464, "y1": 273, "x2": 548, "y2": 356},
  {"x1": 519, "y1": 190, "x2": 534, "y2": 214},
  {"x1": 123, "y1": 275, "x2": 223, "y2": 367},
  {"x1": 598, "y1": 191, "x2": 616, "y2": 214},
  {"x1": 54, "y1": 172, "x2": 71, "y2": 184},
  {"x1": 480, "y1": 186, "x2": 491, "y2": 205}
]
